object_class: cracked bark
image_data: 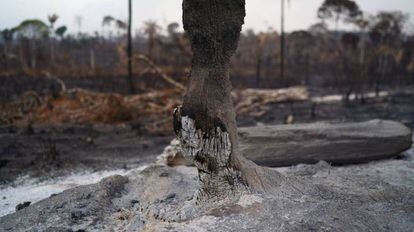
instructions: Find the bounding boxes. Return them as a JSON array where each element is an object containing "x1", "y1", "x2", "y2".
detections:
[{"x1": 175, "y1": 0, "x2": 286, "y2": 204}]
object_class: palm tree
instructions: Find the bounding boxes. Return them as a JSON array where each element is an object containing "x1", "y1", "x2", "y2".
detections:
[
  {"x1": 74, "y1": 15, "x2": 83, "y2": 35},
  {"x1": 48, "y1": 13, "x2": 59, "y2": 65},
  {"x1": 116, "y1": 20, "x2": 127, "y2": 32},
  {"x1": 102, "y1": 16, "x2": 115, "y2": 26},
  {"x1": 102, "y1": 16, "x2": 127, "y2": 37},
  {"x1": 143, "y1": 20, "x2": 161, "y2": 60},
  {"x1": 48, "y1": 14, "x2": 59, "y2": 29},
  {"x1": 102, "y1": 16, "x2": 115, "y2": 38},
  {"x1": 102, "y1": 11, "x2": 134, "y2": 93}
]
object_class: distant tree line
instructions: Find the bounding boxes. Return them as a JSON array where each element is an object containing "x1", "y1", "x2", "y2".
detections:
[{"x1": 0, "y1": 0, "x2": 413, "y2": 98}]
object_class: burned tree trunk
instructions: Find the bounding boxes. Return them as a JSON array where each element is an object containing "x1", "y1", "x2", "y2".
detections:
[
  {"x1": 175, "y1": 0, "x2": 284, "y2": 205},
  {"x1": 176, "y1": 0, "x2": 248, "y2": 203}
]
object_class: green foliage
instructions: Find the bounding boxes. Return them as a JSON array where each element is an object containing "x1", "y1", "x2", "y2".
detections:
[
  {"x1": 318, "y1": 0, "x2": 362, "y2": 25},
  {"x1": 1, "y1": 29, "x2": 15, "y2": 42},
  {"x1": 13, "y1": 19, "x2": 49, "y2": 39},
  {"x1": 369, "y1": 11, "x2": 408, "y2": 43},
  {"x1": 55, "y1": 26, "x2": 67, "y2": 38}
]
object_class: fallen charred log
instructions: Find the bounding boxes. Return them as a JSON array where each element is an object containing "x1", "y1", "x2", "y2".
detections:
[
  {"x1": 239, "y1": 120, "x2": 412, "y2": 167},
  {"x1": 159, "y1": 120, "x2": 412, "y2": 167}
]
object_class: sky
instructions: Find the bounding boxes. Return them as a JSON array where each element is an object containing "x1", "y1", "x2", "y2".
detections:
[{"x1": 0, "y1": 0, "x2": 413, "y2": 35}]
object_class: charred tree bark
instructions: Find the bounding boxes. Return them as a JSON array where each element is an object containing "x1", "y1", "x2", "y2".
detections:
[{"x1": 175, "y1": 0, "x2": 285, "y2": 205}]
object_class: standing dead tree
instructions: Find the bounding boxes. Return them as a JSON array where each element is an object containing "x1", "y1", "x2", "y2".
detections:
[
  {"x1": 47, "y1": 14, "x2": 59, "y2": 66},
  {"x1": 127, "y1": 0, "x2": 135, "y2": 94},
  {"x1": 173, "y1": 0, "x2": 292, "y2": 215}
]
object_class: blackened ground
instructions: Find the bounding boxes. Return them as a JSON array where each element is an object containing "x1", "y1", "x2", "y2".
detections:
[{"x1": 0, "y1": 124, "x2": 173, "y2": 184}]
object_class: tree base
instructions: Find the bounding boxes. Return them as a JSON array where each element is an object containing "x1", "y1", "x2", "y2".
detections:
[{"x1": 175, "y1": 109, "x2": 250, "y2": 202}]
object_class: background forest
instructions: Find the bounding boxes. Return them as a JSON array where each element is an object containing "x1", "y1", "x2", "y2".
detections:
[{"x1": 1, "y1": 0, "x2": 413, "y2": 101}]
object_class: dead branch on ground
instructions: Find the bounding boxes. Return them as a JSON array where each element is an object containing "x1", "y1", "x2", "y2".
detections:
[{"x1": 134, "y1": 54, "x2": 185, "y2": 91}]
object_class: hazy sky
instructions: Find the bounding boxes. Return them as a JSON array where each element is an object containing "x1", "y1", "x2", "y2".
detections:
[{"x1": 1, "y1": 0, "x2": 413, "y2": 34}]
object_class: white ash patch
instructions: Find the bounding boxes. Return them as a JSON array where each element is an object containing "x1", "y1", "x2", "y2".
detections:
[
  {"x1": 237, "y1": 194, "x2": 263, "y2": 208},
  {"x1": 0, "y1": 169, "x2": 133, "y2": 217},
  {"x1": 144, "y1": 215, "x2": 219, "y2": 232},
  {"x1": 312, "y1": 90, "x2": 389, "y2": 103},
  {"x1": 181, "y1": 215, "x2": 219, "y2": 232},
  {"x1": 156, "y1": 139, "x2": 181, "y2": 164},
  {"x1": 156, "y1": 139, "x2": 193, "y2": 167}
]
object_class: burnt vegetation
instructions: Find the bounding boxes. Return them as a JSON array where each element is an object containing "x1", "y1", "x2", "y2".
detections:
[
  {"x1": 0, "y1": 0, "x2": 412, "y2": 140},
  {"x1": 0, "y1": 1, "x2": 412, "y2": 98},
  {"x1": 0, "y1": 1, "x2": 412, "y2": 140}
]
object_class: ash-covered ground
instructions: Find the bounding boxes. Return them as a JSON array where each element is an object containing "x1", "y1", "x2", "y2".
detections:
[
  {"x1": 0, "y1": 87, "x2": 413, "y2": 231},
  {"x1": 0, "y1": 140, "x2": 413, "y2": 231}
]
